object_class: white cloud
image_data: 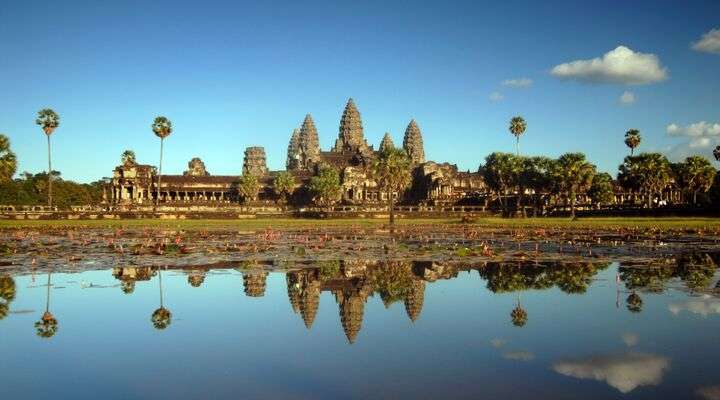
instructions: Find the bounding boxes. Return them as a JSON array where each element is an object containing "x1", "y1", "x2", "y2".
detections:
[
  {"x1": 619, "y1": 91, "x2": 636, "y2": 105},
  {"x1": 692, "y1": 28, "x2": 720, "y2": 54},
  {"x1": 552, "y1": 352, "x2": 671, "y2": 393},
  {"x1": 621, "y1": 332, "x2": 638, "y2": 347},
  {"x1": 503, "y1": 351, "x2": 535, "y2": 361},
  {"x1": 665, "y1": 122, "x2": 720, "y2": 161},
  {"x1": 490, "y1": 338, "x2": 507, "y2": 348},
  {"x1": 697, "y1": 385, "x2": 720, "y2": 400},
  {"x1": 669, "y1": 295, "x2": 720, "y2": 317},
  {"x1": 551, "y1": 46, "x2": 668, "y2": 85},
  {"x1": 667, "y1": 122, "x2": 720, "y2": 137},
  {"x1": 502, "y1": 78, "x2": 533, "y2": 88},
  {"x1": 489, "y1": 91, "x2": 504, "y2": 102}
]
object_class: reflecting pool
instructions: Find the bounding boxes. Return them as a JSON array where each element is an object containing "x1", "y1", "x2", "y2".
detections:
[{"x1": 1, "y1": 259, "x2": 719, "y2": 399}]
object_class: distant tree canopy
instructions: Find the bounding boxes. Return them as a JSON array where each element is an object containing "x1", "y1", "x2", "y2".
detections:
[{"x1": 0, "y1": 172, "x2": 104, "y2": 208}]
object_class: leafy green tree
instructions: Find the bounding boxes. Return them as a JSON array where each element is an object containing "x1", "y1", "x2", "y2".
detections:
[
  {"x1": 0, "y1": 172, "x2": 103, "y2": 208},
  {"x1": 589, "y1": 172, "x2": 615, "y2": 206},
  {"x1": 273, "y1": 171, "x2": 295, "y2": 204},
  {"x1": 151, "y1": 116, "x2": 172, "y2": 208},
  {"x1": 35, "y1": 109, "x2": 60, "y2": 207},
  {"x1": 509, "y1": 116, "x2": 527, "y2": 156},
  {"x1": 308, "y1": 166, "x2": 342, "y2": 210},
  {"x1": 552, "y1": 153, "x2": 596, "y2": 217},
  {"x1": 624, "y1": 129, "x2": 641, "y2": 156},
  {"x1": 618, "y1": 153, "x2": 672, "y2": 208},
  {"x1": 121, "y1": 149, "x2": 137, "y2": 166},
  {"x1": 676, "y1": 156, "x2": 716, "y2": 205},
  {"x1": 238, "y1": 173, "x2": 260, "y2": 203},
  {"x1": 371, "y1": 147, "x2": 412, "y2": 225},
  {"x1": 480, "y1": 152, "x2": 521, "y2": 214},
  {"x1": 0, "y1": 134, "x2": 17, "y2": 184},
  {"x1": 519, "y1": 156, "x2": 555, "y2": 216}
]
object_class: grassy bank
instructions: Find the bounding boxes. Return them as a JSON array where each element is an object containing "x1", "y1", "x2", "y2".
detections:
[{"x1": 1, "y1": 217, "x2": 719, "y2": 230}]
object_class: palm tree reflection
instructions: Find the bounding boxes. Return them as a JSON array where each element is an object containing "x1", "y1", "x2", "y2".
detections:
[
  {"x1": 35, "y1": 273, "x2": 58, "y2": 338},
  {"x1": 151, "y1": 270, "x2": 172, "y2": 330},
  {"x1": 511, "y1": 295, "x2": 528, "y2": 327}
]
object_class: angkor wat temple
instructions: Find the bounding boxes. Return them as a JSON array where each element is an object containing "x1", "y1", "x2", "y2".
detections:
[{"x1": 108, "y1": 98, "x2": 484, "y2": 208}]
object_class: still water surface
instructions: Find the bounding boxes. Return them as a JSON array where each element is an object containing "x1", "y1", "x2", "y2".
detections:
[{"x1": 1, "y1": 261, "x2": 719, "y2": 399}]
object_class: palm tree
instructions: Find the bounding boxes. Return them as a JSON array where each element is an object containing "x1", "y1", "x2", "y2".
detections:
[
  {"x1": 151, "y1": 116, "x2": 172, "y2": 210},
  {"x1": 151, "y1": 270, "x2": 172, "y2": 330},
  {"x1": 121, "y1": 149, "x2": 136, "y2": 166},
  {"x1": 618, "y1": 153, "x2": 672, "y2": 208},
  {"x1": 35, "y1": 109, "x2": 60, "y2": 207},
  {"x1": 552, "y1": 153, "x2": 597, "y2": 217},
  {"x1": 370, "y1": 147, "x2": 413, "y2": 225},
  {"x1": 624, "y1": 129, "x2": 641, "y2": 156},
  {"x1": 714, "y1": 145, "x2": 720, "y2": 162},
  {"x1": 509, "y1": 116, "x2": 527, "y2": 156},
  {"x1": 0, "y1": 134, "x2": 17, "y2": 184},
  {"x1": 677, "y1": 156, "x2": 717, "y2": 205},
  {"x1": 34, "y1": 273, "x2": 58, "y2": 338}
]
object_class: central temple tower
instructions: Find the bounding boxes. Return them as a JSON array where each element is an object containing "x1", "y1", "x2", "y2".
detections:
[{"x1": 333, "y1": 98, "x2": 373, "y2": 157}]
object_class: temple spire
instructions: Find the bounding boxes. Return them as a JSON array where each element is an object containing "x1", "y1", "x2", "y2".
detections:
[
  {"x1": 300, "y1": 114, "x2": 320, "y2": 166},
  {"x1": 379, "y1": 132, "x2": 395, "y2": 153},
  {"x1": 286, "y1": 128, "x2": 301, "y2": 170},
  {"x1": 334, "y1": 98, "x2": 371, "y2": 156},
  {"x1": 403, "y1": 119, "x2": 425, "y2": 164}
]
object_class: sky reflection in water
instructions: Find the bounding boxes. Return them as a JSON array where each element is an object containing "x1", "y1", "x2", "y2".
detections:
[{"x1": 1, "y1": 261, "x2": 719, "y2": 400}]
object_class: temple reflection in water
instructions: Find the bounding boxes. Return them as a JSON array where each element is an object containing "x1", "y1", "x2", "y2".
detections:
[{"x1": 104, "y1": 253, "x2": 720, "y2": 344}]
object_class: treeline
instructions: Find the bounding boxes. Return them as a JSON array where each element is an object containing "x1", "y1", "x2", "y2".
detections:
[
  {"x1": 0, "y1": 172, "x2": 105, "y2": 209},
  {"x1": 480, "y1": 151, "x2": 719, "y2": 216}
]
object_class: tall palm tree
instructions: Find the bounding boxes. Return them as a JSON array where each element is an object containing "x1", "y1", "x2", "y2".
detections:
[
  {"x1": 34, "y1": 273, "x2": 58, "y2": 338},
  {"x1": 35, "y1": 109, "x2": 60, "y2": 207},
  {"x1": 151, "y1": 270, "x2": 172, "y2": 330},
  {"x1": 509, "y1": 116, "x2": 527, "y2": 156},
  {"x1": 370, "y1": 147, "x2": 413, "y2": 225},
  {"x1": 151, "y1": 116, "x2": 172, "y2": 210},
  {"x1": 624, "y1": 129, "x2": 641, "y2": 156},
  {"x1": 0, "y1": 134, "x2": 17, "y2": 184}
]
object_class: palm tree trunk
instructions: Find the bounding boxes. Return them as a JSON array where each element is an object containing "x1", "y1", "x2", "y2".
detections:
[
  {"x1": 693, "y1": 190, "x2": 698, "y2": 205},
  {"x1": 46, "y1": 273, "x2": 51, "y2": 313},
  {"x1": 47, "y1": 135, "x2": 52, "y2": 207},
  {"x1": 159, "y1": 270, "x2": 164, "y2": 309},
  {"x1": 388, "y1": 192, "x2": 395, "y2": 226},
  {"x1": 516, "y1": 136, "x2": 520, "y2": 156},
  {"x1": 156, "y1": 138, "x2": 164, "y2": 211}
]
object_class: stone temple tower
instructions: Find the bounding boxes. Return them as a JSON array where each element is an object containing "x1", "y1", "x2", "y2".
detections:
[
  {"x1": 333, "y1": 98, "x2": 372, "y2": 157},
  {"x1": 242, "y1": 146, "x2": 268, "y2": 176},
  {"x1": 379, "y1": 132, "x2": 395, "y2": 153},
  {"x1": 286, "y1": 128, "x2": 302, "y2": 170},
  {"x1": 300, "y1": 114, "x2": 321, "y2": 166},
  {"x1": 403, "y1": 119, "x2": 425, "y2": 164}
]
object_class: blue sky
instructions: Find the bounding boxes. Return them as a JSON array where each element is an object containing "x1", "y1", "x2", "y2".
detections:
[{"x1": 1, "y1": 0, "x2": 719, "y2": 182}]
